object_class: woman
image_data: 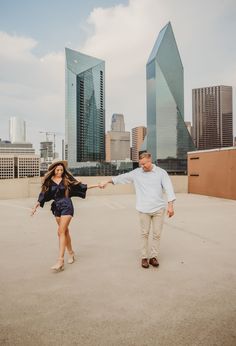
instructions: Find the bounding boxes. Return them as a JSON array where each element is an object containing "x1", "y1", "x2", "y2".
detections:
[{"x1": 31, "y1": 160, "x2": 98, "y2": 272}]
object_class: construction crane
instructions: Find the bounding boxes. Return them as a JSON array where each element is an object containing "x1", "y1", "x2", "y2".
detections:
[{"x1": 39, "y1": 131, "x2": 64, "y2": 159}]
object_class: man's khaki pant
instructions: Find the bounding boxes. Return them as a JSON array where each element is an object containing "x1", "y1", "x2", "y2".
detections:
[{"x1": 139, "y1": 208, "x2": 165, "y2": 259}]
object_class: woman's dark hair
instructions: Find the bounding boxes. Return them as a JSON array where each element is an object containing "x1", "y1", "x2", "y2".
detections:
[{"x1": 41, "y1": 163, "x2": 80, "y2": 197}]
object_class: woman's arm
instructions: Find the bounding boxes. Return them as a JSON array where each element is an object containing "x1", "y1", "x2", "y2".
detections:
[
  {"x1": 31, "y1": 201, "x2": 40, "y2": 216},
  {"x1": 87, "y1": 184, "x2": 99, "y2": 189},
  {"x1": 31, "y1": 190, "x2": 48, "y2": 215},
  {"x1": 74, "y1": 178, "x2": 98, "y2": 189}
]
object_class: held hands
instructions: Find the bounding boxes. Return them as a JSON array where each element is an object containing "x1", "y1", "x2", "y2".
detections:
[
  {"x1": 87, "y1": 182, "x2": 109, "y2": 189},
  {"x1": 98, "y1": 181, "x2": 109, "y2": 189}
]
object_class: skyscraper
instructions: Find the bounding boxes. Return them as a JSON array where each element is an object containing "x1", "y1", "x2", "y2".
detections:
[
  {"x1": 146, "y1": 22, "x2": 195, "y2": 172},
  {"x1": 9, "y1": 117, "x2": 26, "y2": 143},
  {"x1": 132, "y1": 126, "x2": 147, "y2": 161},
  {"x1": 65, "y1": 48, "x2": 105, "y2": 167},
  {"x1": 192, "y1": 86, "x2": 233, "y2": 150},
  {"x1": 106, "y1": 114, "x2": 130, "y2": 161},
  {"x1": 40, "y1": 141, "x2": 53, "y2": 161},
  {"x1": 185, "y1": 121, "x2": 193, "y2": 138},
  {"x1": 111, "y1": 114, "x2": 125, "y2": 132}
]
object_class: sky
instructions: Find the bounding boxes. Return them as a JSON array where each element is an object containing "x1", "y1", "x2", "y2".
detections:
[{"x1": 0, "y1": 0, "x2": 236, "y2": 155}]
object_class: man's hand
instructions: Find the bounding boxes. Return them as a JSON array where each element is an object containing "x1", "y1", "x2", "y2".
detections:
[
  {"x1": 167, "y1": 201, "x2": 174, "y2": 218},
  {"x1": 99, "y1": 181, "x2": 108, "y2": 189},
  {"x1": 99, "y1": 180, "x2": 112, "y2": 189}
]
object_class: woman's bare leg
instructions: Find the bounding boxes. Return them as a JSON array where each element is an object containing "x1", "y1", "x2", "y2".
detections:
[
  {"x1": 51, "y1": 216, "x2": 72, "y2": 271},
  {"x1": 55, "y1": 217, "x2": 73, "y2": 254},
  {"x1": 65, "y1": 230, "x2": 73, "y2": 254},
  {"x1": 57, "y1": 215, "x2": 72, "y2": 259}
]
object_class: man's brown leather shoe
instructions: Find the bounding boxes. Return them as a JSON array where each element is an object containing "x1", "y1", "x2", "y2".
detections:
[
  {"x1": 141, "y1": 258, "x2": 149, "y2": 268},
  {"x1": 149, "y1": 257, "x2": 159, "y2": 267}
]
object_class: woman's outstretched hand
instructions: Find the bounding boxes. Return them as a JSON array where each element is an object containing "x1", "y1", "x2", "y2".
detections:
[
  {"x1": 31, "y1": 207, "x2": 37, "y2": 216},
  {"x1": 31, "y1": 202, "x2": 40, "y2": 216}
]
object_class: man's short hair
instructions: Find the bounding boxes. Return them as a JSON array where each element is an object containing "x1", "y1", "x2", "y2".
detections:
[{"x1": 139, "y1": 152, "x2": 152, "y2": 160}]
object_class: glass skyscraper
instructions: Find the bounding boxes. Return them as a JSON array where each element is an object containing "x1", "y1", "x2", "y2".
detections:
[
  {"x1": 65, "y1": 48, "x2": 105, "y2": 167},
  {"x1": 146, "y1": 22, "x2": 195, "y2": 172}
]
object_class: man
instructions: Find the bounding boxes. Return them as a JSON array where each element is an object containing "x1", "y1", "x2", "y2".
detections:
[{"x1": 100, "y1": 152, "x2": 176, "y2": 269}]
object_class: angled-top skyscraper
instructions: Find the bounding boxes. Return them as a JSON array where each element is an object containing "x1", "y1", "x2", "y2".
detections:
[
  {"x1": 65, "y1": 48, "x2": 105, "y2": 167},
  {"x1": 146, "y1": 22, "x2": 195, "y2": 172}
]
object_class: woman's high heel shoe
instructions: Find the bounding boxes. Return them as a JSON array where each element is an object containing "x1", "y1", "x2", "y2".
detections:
[
  {"x1": 51, "y1": 258, "x2": 64, "y2": 272},
  {"x1": 68, "y1": 251, "x2": 75, "y2": 264}
]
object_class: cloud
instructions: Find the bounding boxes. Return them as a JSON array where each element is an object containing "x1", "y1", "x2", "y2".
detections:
[
  {"x1": 0, "y1": 31, "x2": 37, "y2": 62},
  {"x1": 81, "y1": 0, "x2": 236, "y2": 133},
  {"x1": 0, "y1": 31, "x2": 64, "y2": 151}
]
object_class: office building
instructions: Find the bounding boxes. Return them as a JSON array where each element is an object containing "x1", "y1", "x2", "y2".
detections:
[
  {"x1": 17, "y1": 155, "x2": 40, "y2": 178},
  {"x1": 0, "y1": 140, "x2": 35, "y2": 155},
  {"x1": 40, "y1": 141, "x2": 53, "y2": 161},
  {"x1": 40, "y1": 140, "x2": 54, "y2": 171},
  {"x1": 185, "y1": 121, "x2": 193, "y2": 138},
  {"x1": 146, "y1": 22, "x2": 195, "y2": 172},
  {"x1": 0, "y1": 137, "x2": 39, "y2": 178},
  {"x1": 132, "y1": 126, "x2": 147, "y2": 161},
  {"x1": 111, "y1": 113, "x2": 125, "y2": 131},
  {"x1": 65, "y1": 48, "x2": 105, "y2": 168},
  {"x1": 106, "y1": 114, "x2": 130, "y2": 161},
  {"x1": 0, "y1": 155, "x2": 14, "y2": 179},
  {"x1": 0, "y1": 154, "x2": 40, "y2": 179},
  {"x1": 192, "y1": 86, "x2": 233, "y2": 150},
  {"x1": 9, "y1": 117, "x2": 26, "y2": 143},
  {"x1": 62, "y1": 139, "x2": 65, "y2": 160}
]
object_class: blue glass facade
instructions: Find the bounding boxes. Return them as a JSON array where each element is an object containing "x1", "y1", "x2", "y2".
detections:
[
  {"x1": 146, "y1": 23, "x2": 195, "y2": 172},
  {"x1": 65, "y1": 48, "x2": 105, "y2": 167}
]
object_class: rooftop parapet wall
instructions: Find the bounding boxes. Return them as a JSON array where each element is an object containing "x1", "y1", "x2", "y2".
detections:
[
  {"x1": 0, "y1": 176, "x2": 187, "y2": 200},
  {"x1": 188, "y1": 147, "x2": 236, "y2": 200}
]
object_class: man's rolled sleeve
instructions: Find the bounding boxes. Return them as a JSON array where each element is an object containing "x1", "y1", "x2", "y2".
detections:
[
  {"x1": 161, "y1": 171, "x2": 176, "y2": 202},
  {"x1": 112, "y1": 171, "x2": 134, "y2": 185}
]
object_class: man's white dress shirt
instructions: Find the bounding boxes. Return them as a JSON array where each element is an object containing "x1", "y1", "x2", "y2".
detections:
[{"x1": 112, "y1": 165, "x2": 176, "y2": 213}]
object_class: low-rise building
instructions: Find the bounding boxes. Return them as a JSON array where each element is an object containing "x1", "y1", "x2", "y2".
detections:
[
  {"x1": 0, "y1": 155, "x2": 14, "y2": 179},
  {"x1": 0, "y1": 154, "x2": 40, "y2": 179}
]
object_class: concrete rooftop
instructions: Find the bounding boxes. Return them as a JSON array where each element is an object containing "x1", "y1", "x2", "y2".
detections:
[{"x1": 0, "y1": 193, "x2": 236, "y2": 346}]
